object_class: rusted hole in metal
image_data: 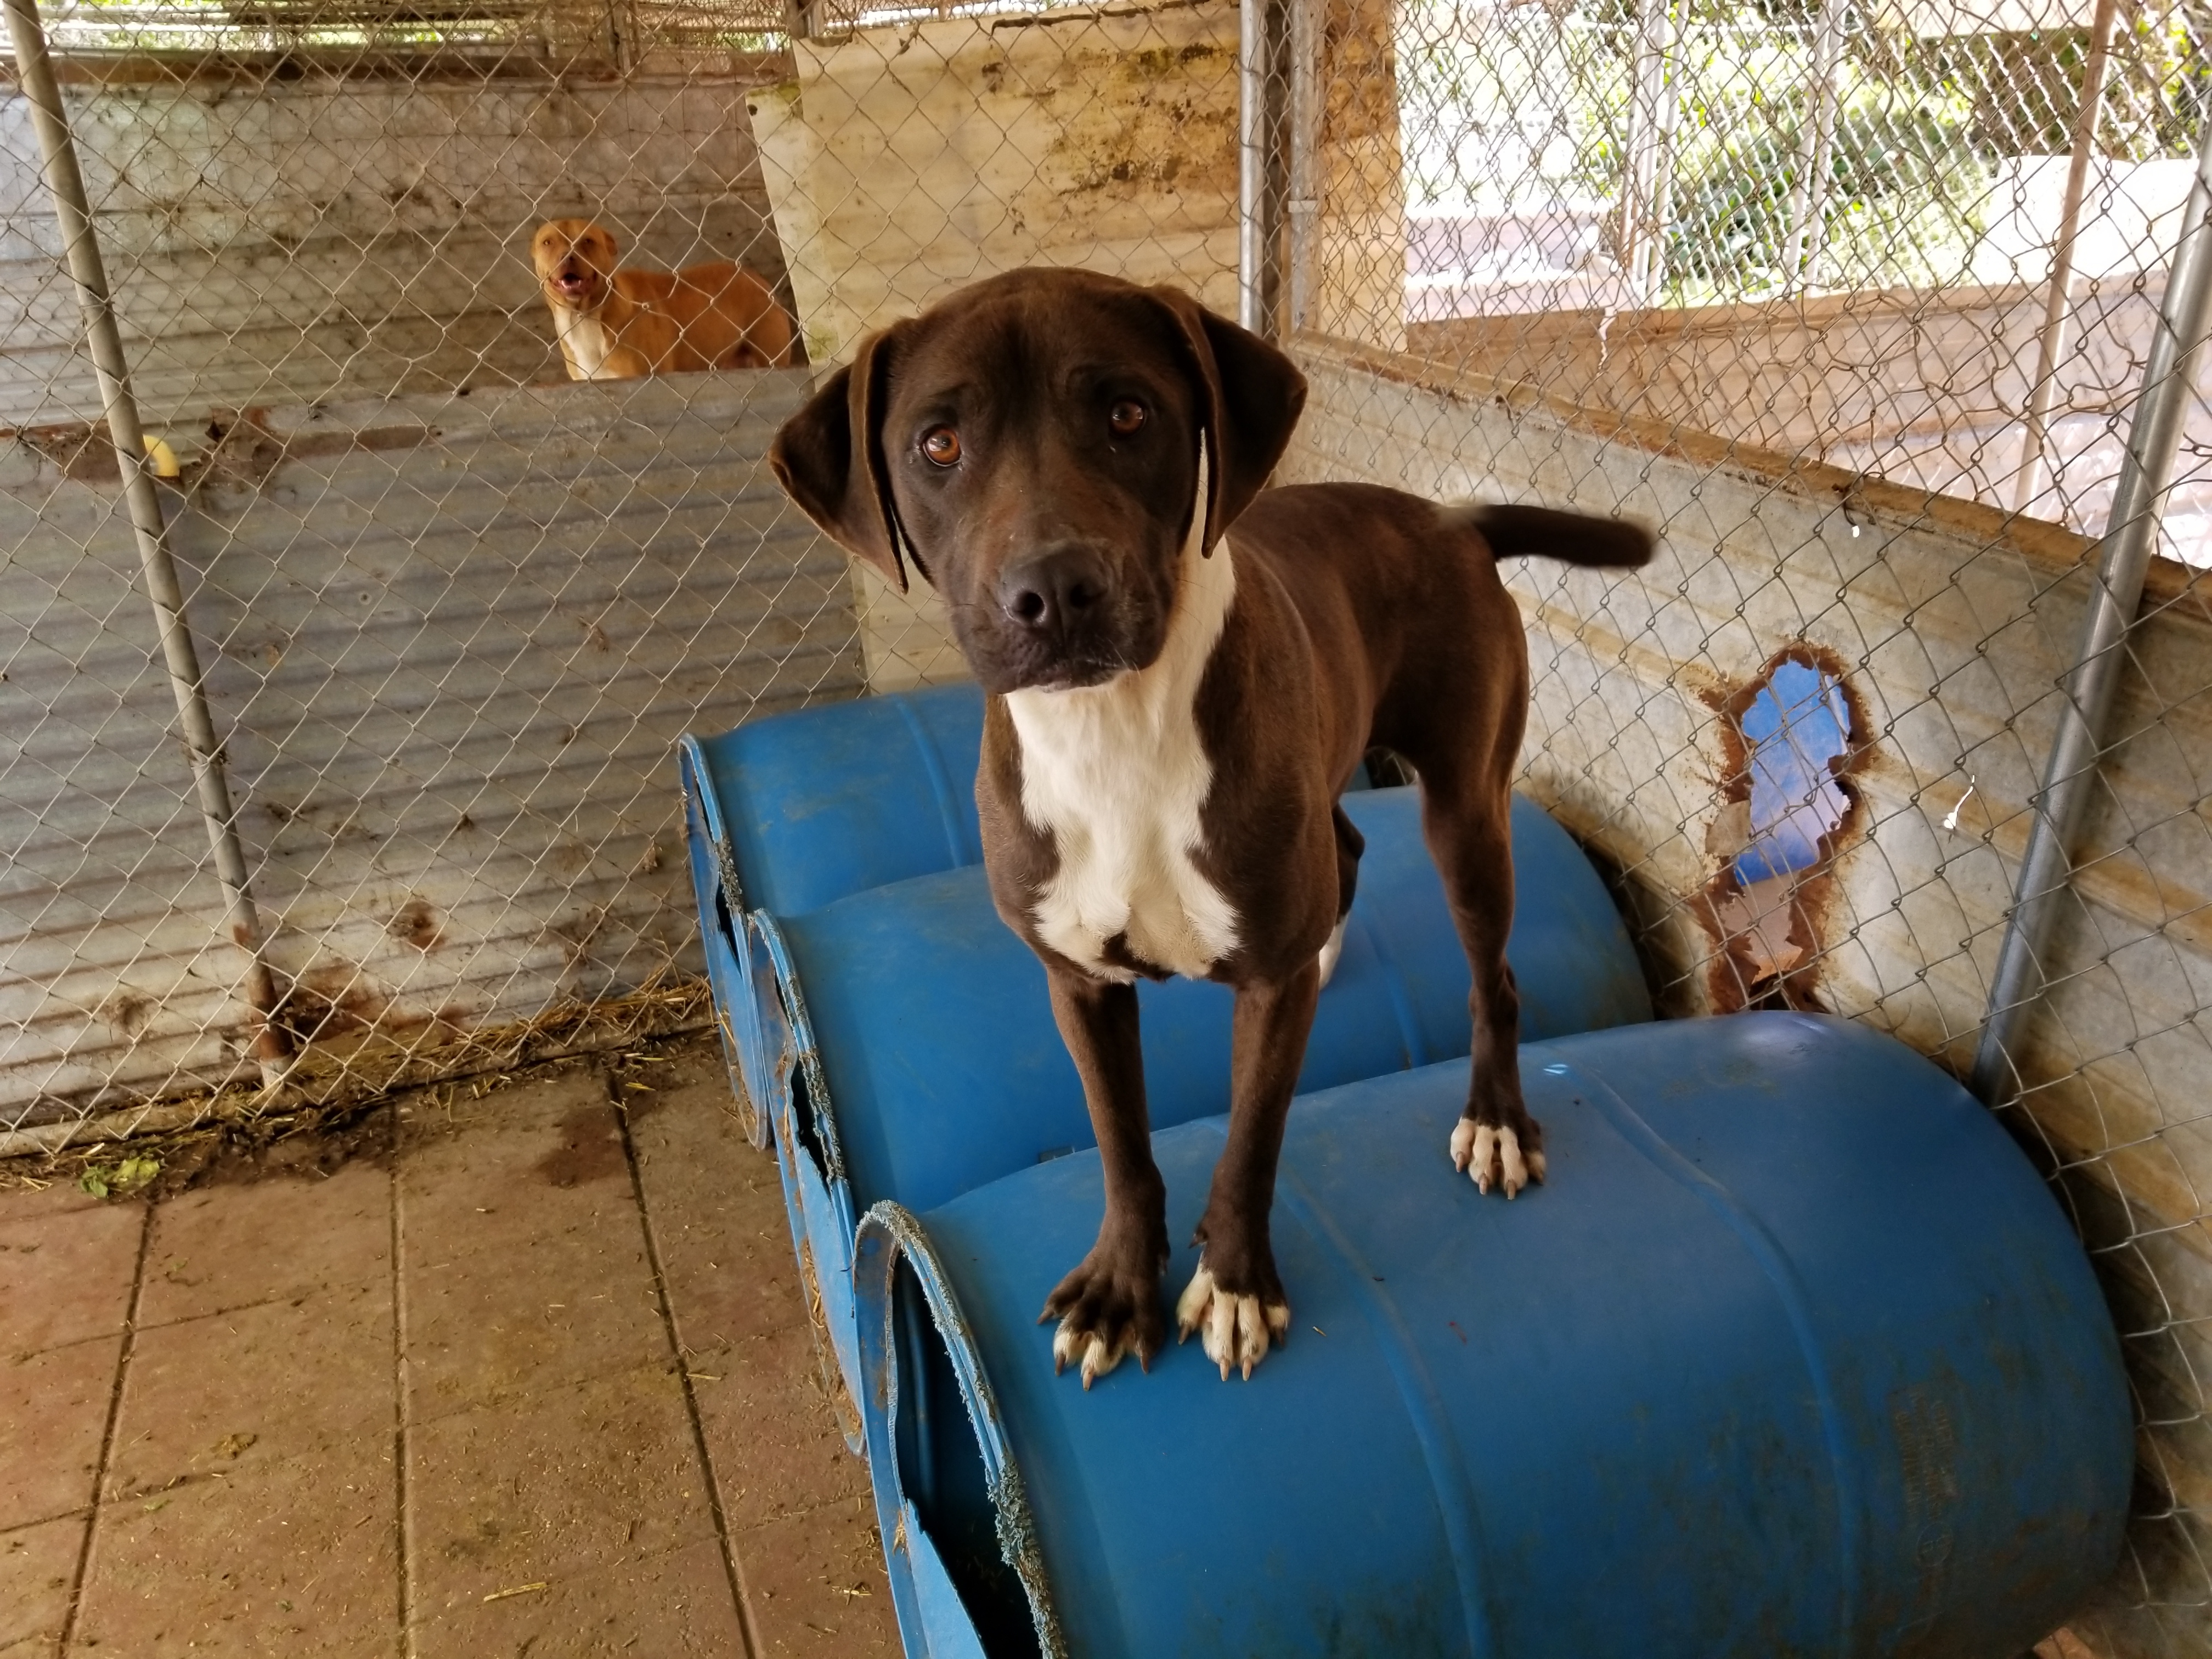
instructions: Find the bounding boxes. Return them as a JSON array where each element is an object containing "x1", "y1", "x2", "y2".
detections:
[{"x1": 1699, "y1": 645, "x2": 1870, "y2": 1013}]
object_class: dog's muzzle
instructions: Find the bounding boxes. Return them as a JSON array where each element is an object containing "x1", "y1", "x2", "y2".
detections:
[{"x1": 994, "y1": 544, "x2": 1125, "y2": 687}]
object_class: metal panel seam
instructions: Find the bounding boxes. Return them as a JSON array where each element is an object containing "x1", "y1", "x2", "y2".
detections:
[
  {"x1": 1568, "y1": 1057, "x2": 1866, "y2": 1656},
  {"x1": 1269, "y1": 1141, "x2": 1502, "y2": 1659},
  {"x1": 894, "y1": 691, "x2": 977, "y2": 872}
]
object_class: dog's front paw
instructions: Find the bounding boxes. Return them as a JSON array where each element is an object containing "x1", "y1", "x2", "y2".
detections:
[
  {"x1": 1039, "y1": 1244, "x2": 1167, "y2": 1389},
  {"x1": 1450, "y1": 1117, "x2": 1548, "y2": 1198},
  {"x1": 1175, "y1": 1261, "x2": 1291, "y2": 1381}
]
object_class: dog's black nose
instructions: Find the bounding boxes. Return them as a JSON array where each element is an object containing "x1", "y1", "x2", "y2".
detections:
[{"x1": 1000, "y1": 545, "x2": 1109, "y2": 638}]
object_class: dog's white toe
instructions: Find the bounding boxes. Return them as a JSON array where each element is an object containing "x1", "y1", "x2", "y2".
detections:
[
  {"x1": 1317, "y1": 917, "x2": 1348, "y2": 988},
  {"x1": 1450, "y1": 1119, "x2": 1543, "y2": 1198},
  {"x1": 1175, "y1": 1263, "x2": 1291, "y2": 1381},
  {"x1": 1052, "y1": 1316, "x2": 1134, "y2": 1390}
]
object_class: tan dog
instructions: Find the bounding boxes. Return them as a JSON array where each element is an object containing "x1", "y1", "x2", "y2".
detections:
[{"x1": 531, "y1": 218, "x2": 798, "y2": 380}]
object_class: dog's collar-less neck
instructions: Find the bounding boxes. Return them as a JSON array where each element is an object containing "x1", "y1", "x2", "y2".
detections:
[{"x1": 550, "y1": 300, "x2": 620, "y2": 380}]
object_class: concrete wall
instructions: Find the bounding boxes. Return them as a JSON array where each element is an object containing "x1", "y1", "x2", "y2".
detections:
[
  {"x1": 1282, "y1": 330, "x2": 2212, "y2": 1652},
  {"x1": 750, "y1": 0, "x2": 1245, "y2": 692},
  {"x1": 0, "y1": 64, "x2": 788, "y2": 431}
]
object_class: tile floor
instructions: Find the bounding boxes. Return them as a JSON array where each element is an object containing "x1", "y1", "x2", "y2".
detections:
[{"x1": 0, "y1": 1035, "x2": 896, "y2": 1657}]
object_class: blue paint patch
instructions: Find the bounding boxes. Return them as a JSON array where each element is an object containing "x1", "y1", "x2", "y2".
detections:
[{"x1": 1734, "y1": 659, "x2": 1852, "y2": 886}]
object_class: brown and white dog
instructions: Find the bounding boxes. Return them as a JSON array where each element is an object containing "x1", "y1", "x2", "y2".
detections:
[
  {"x1": 532, "y1": 218, "x2": 798, "y2": 380},
  {"x1": 770, "y1": 268, "x2": 1652, "y2": 1387}
]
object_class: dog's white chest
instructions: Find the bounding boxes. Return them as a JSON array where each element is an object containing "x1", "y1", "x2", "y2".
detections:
[
  {"x1": 552, "y1": 307, "x2": 618, "y2": 380},
  {"x1": 1006, "y1": 531, "x2": 1240, "y2": 984}
]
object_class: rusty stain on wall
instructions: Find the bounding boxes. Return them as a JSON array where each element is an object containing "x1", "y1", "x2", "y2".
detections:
[
  {"x1": 1039, "y1": 40, "x2": 1235, "y2": 203},
  {"x1": 389, "y1": 900, "x2": 443, "y2": 952},
  {"x1": 273, "y1": 962, "x2": 390, "y2": 1046}
]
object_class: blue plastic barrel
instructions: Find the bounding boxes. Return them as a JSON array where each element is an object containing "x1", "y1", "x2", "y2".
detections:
[
  {"x1": 677, "y1": 684, "x2": 984, "y2": 1130},
  {"x1": 679, "y1": 682, "x2": 1386, "y2": 1122},
  {"x1": 854, "y1": 1013, "x2": 2132, "y2": 1659},
  {"x1": 753, "y1": 787, "x2": 1651, "y2": 1418},
  {"x1": 683, "y1": 682, "x2": 989, "y2": 917}
]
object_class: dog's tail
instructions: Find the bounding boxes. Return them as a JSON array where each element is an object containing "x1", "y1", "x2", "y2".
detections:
[{"x1": 1444, "y1": 502, "x2": 1656, "y2": 569}]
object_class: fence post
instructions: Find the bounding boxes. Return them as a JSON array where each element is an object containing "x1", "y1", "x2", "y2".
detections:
[
  {"x1": 1780, "y1": 0, "x2": 1846, "y2": 294},
  {"x1": 1284, "y1": 0, "x2": 1321, "y2": 334},
  {"x1": 2011, "y1": 0, "x2": 2121, "y2": 517},
  {"x1": 1970, "y1": 112, "x2": 2212, "y2": 1106},
  {"x1": 1619, "y1": 0, "x2": 1678, "y2": 305},
  {"x1": 1239, "y1": 0, "x2": 1286, "y2": 336},
  {"x1": 2, "y1": 0, "x2": 294, "y2": 1077}
]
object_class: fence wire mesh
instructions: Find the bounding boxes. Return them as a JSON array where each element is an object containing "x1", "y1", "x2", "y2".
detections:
[
  {"x1": 1, "y1": 0, "x2": 2208, "y2": 1647},
  {"x1": 1, "y1": 0, "x2": 855, "y2": 1132},
  {"x1": 1285, "y1": 0, "x2": 2211, "y2": 1649}
]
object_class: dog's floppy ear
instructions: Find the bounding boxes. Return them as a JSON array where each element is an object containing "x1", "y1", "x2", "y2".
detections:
[
  {"x1": 769, "y1": 326, "x2": 910, "y2": 592},
  {"x1": 1150, "y1": 288, "x2": 1308, "y2": 553}
]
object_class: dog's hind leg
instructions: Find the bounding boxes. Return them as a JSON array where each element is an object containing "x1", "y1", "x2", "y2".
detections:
[
  {"x1": 1417, "y1": 760, "x2": 1545, "y2": 1197},
  {"x1": 1318, "y1": 803, "x2": 1363, "y2": 988},
  {"x1": 1038, "y1": 967, "x2": 1170, "y2": 1388},
  {"x1": 1177, "y1": 960, "x2": 1321, "y2": 1378}
]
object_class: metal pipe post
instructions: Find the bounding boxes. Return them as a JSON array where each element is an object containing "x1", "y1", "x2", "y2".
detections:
[
  {"x1": 1781, "y1": 0, "x2": 1846, "y2": 294},
  {"x1": 1284, "y1": 0, "x2": 1321, "y2": 334},
  {"x1": 2011, "y1": 0, "x2": 2120, "y2": 517},
  {"x1": 3, "y1": 0, "x2": 293, "y2": 1074},
  {"x1": 1620, "y1": 0, "x2": 1679, "y2": 306},
  {"x1": 1240, "y1": 0, "x2": 1272, "y2": 333},
  {"x1": 1971, "y1": 115, "x2": 2212, "y2": 1104}
]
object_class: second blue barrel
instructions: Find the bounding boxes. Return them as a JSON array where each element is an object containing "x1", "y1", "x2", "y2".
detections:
[
  {"x1": 853, "y1": 1013, "x2": 2132, "y2": 1658},
  {"x1": 678, "y1": 684, "x2": 988, "y2": 1127},
  {"x1": 752, "y1": 786, "x2": 1652, "y2": 1416},
  {"x1": 681, "y1": 681, "x2": 988, "y2": 918}
]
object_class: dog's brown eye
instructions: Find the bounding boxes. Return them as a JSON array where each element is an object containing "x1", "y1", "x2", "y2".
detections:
[
  {"x1": 1108, "y1": 399, "x2": 1147, "y2": 437},
  {"x1": 921, "y1": 426, "x2": 961, "y2": 467}
]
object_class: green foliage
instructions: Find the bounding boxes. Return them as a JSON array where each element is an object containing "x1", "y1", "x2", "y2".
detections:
[
  {"x1": 1393, "y1": 0, "x2": 2040, "y2": 302},
  {"x1": 78, "y1": 1154, "x2": 160, "y2": 1199},
  {"x1": 1664, "y1": 69, "x2": 1990, "y2": 297}
]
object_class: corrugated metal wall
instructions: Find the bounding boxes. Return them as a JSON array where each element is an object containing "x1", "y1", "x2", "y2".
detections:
[{"x1": 3, "y1": 370, "x2": 860, "y2": 1126}]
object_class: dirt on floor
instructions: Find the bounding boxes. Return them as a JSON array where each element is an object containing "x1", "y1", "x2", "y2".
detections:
[{"x1": 0, "y1": 1030, "x2": 898, "y2": 1657}]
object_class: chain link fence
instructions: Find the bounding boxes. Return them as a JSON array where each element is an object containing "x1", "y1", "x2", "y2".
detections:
[
  {"x1": 3, "y1": 0, "x2": 2209, "y2": 1646},
  {"x1": 2, "y1": 0, "x2": 1249, "y2": 1148},
  {"x1": 1267, "y1": 0, "x2": 2211, "y2": 1649},
  {"x1": 1, "y1": 0, "x2": 844, "y2": 1136}
]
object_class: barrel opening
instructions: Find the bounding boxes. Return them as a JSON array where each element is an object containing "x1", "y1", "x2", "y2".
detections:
[
  {"x1": 891, "y1": 1254, "x2": 1045, "y2": 1657},
  {"x1": 752, "y1": 913, "x2": 837, "y2": 1183},
  {"x1": 786, "y1": 1047, "x2": 830, "y2": 1174},
  {"x1": 712, "y1": 877, "x2": 740, "y2": 958}
]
